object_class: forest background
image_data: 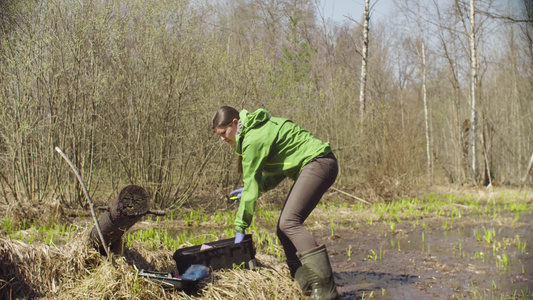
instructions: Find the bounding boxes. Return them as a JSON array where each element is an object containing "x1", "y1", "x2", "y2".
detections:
[{"x1": 0, "y1": 0, "x2": 532, "y2": 211}]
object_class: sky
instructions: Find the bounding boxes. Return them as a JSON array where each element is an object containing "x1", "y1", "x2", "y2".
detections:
[
  {"x1": 320, "y1": 0, "x2": 395, "y2": 24},
  {"x1": 320, "y1": 0, "x2": 527, "y2": 24}
]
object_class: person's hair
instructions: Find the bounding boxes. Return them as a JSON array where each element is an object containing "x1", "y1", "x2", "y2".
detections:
[
  {"x1": 212, "y1": 106, "x2": 239, "y2": 129},
  {"x1": 212, "y1": 106, "x2": 243, "y2": 174}
]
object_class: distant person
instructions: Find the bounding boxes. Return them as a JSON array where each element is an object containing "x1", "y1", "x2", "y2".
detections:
[{"x1": 212, "y1": 106, "x2": 339, "y2": 299}]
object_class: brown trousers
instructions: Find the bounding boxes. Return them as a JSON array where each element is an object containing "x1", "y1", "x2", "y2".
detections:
[{"x1": 276, "y1": 152, "x2": 338, "y2": 274}]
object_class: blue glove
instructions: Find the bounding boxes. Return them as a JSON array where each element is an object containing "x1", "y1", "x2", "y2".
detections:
[
  {"x1": 235, "y1": 232, "x2": 245, "y2": 243},
  {"x1": 229, "y1": 187, "x2": 244, "y2": 202}
]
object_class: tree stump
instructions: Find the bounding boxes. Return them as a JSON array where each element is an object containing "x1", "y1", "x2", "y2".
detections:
[{"x1": 90, "y1": 185, "x2": 152, "y2": 255}]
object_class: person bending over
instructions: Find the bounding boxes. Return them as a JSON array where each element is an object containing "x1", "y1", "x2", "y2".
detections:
[{"x1": 212, "y1": 106, "x2": 339, "y2": 300}]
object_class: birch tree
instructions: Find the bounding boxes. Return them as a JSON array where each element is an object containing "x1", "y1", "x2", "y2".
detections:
[
  {"x1": 523, "y1": 152, "x2": 533, "y2": 183},
  {"x1": 416, "y1": 0, "x2": 432, "y2": 182},
  {"x1": 358, "y1": 0, "x2": 370, "y2": 120},
  {"x1": 469, "y1": 0, "x2": 479, "y2": 185}
]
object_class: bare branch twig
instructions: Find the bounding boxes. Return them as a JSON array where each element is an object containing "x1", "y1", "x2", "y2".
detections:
[
  {"x1": 54, "y1": 146, "x2": 110, "y2": 257},
  {"x1": 330, "y1": 187, "x2": 370, "y2": 204}
]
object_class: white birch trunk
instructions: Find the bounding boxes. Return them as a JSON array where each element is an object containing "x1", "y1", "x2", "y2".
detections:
[
  {"x1": 359, "y1": 0, "x2": 370, "y2": 120},
  {"x1": 523, "y1": 152, "x2": 533, "y2": 183},
  {"x1": 470, "y1": 0, "x2": 478, "y2": 184},
  {"x1": 418, "y1": 0, "x2": 432, "y2": 182}
]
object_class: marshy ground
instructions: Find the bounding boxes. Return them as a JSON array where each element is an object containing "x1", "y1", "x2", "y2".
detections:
[
  {"x1": 320, "y1": 199, "x2": 532, "y2": 299},
  {"x1": 1, "y1": 186, "x2": 532, "y2": 299}
]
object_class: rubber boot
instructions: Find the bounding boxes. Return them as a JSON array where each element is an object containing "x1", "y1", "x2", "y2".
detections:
[
  {"x1": 298, "y1": 245, "x2": 339, "y2": 300},
  {"x1": 288, "y1": 260, "x2": 310, "y2": 292},
  {"x1": 294, "y1": 265, "x2": 311, "y2": 293}
]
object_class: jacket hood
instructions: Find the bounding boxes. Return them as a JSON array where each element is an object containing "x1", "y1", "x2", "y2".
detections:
[
  {"x1": 236, "y1": 109, "x2": 270, "y2": 155},
  {"x1": 240, "y1": 109, "x2": 270, "y2": 133},
  {"x1": 239, "y1": 108, "x2": 270, "y2": 128}
]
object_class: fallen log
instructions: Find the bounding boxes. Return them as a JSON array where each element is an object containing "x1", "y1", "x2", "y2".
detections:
[{"x1": 90, "y1": 185, "x2": 165, "y2": 255}]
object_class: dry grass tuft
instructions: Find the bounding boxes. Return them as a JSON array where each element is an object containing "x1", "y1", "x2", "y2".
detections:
[
  {"x1": 193, "y1": 254, "x2": 302, "y2": 300},
  {"x1": 5, "y1": 200, "x2": 71, "y2": 228},
  {"x1": 0, "y1": 228, "x2": 101, "y2": 298},
  {"x1": 0, "y1": 228, "x2": 303, "y2": 299},
  {"x1": 124, "y1": 241, "x2": 178, "y2": 272},
  {"x1": 55, "y1": 257, "x2": 171, "y2": 300}
]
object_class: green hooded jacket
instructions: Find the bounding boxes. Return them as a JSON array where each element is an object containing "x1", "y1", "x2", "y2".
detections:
[{"x1": 234, "y1": 109, "x2": 331, "y2": 233}]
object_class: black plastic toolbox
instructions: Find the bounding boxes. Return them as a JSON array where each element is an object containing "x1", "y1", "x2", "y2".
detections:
[{"x1": 173, "y1": 234, "x2": 257, "y2": 275}]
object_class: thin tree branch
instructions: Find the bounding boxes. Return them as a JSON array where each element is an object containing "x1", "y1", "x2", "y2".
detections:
[
  {"x1": 477, "y1": 10, "x2": 532, "y2": 23},
  {"x1": 330, "y1": 187, "x2": 370, "y2": 204},
  {"x1": 55, "y1": 146, "x2": 110, "y2": 257}
]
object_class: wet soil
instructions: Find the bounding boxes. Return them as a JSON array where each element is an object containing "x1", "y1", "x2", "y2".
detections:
[{"x1": 316, "y1": 212, "x2": 533, "y2": 299}]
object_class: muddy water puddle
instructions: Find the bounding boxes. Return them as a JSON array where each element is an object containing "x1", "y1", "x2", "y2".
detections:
[{"x1": 320, "y1": 212, "x2": 533, "y2": 299}]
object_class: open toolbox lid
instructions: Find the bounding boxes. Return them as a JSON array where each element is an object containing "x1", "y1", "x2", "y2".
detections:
[
  {"x1": 139, "y1": 270, "x2": 199, "y2": 290},
  {"x1": 173, "y1": 234, "x2": 257, "y2": 275}
]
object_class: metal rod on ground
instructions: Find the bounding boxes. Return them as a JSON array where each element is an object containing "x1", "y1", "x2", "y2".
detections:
[
  {"x1": 55, "y1": 146, "x2": 110, "y2": 257},
  {"x1": 330, "y1": 187, "x2": 370, "y2": 204}
]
